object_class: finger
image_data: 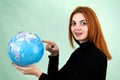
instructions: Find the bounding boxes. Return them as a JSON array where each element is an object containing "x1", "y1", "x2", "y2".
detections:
[
  {"x1": 46, "y1": 43, "x2": 54, "y2": 49},
  {"x1": 46, "y1": 45, "x2": 52, "y2": 51},
  {"x1": 42, "y1": 40, "x2": 53, "y2": 44},
  {"x1": 43, "y1": 40, "x2": 54, "y2": 48},
  {"x1": 13, "y1": 63, "x2": 26, "y2": 70}
]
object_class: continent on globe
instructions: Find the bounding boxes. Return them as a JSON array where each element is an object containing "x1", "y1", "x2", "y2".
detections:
[{"x1": 8, "y1": 31, "x2": 44, "y2": 66}]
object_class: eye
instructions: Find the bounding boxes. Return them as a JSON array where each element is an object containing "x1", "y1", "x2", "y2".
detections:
[
  {"x1": 81, "y1": 22, "x2": 87, "y2": 26},
  {"x1": 80, "y1": 20, "x2": 87, "y2": 26},
  {"x1": 71, "y1": 21, "x2": 76, "y2": 26}
]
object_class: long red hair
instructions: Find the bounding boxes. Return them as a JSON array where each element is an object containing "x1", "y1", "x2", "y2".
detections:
[{"x1": 68, "y1": 6, "x2": 112, "y2": 60}]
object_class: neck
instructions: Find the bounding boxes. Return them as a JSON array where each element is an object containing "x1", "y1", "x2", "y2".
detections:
[{"x1": 79, "y1": 39, "x2": 88, "y2": 44}]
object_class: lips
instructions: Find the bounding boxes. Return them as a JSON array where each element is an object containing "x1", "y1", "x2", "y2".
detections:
[{"x1": 75, "y1": 32, "x2": 82, "y2": 37}]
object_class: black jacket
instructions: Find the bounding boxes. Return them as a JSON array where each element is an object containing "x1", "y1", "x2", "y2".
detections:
[{"x1": 39, "y1": 41, "x2": 107, "y2": 80}]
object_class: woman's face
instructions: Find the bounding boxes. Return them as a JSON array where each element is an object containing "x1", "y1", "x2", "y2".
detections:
[{"x1": 71, "y1": 13, "x2": 88, "y2": 43}]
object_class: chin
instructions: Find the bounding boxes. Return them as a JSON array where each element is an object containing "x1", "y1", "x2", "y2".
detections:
[{"x1": 74, "y1": 37, "x2": 82, "y2": 41}]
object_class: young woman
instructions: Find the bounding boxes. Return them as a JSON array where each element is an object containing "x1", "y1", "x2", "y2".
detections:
[{"x1": 13, "y1": 6, "x2": 112, "y2": 80}]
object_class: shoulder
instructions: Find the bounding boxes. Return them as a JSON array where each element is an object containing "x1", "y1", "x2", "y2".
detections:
[
  {"x1": 90, "y1": 45, "x2": 107, "y2": 64},
  {"x1": 92, "y1": 46, "x2": 106, "y2": 58}
]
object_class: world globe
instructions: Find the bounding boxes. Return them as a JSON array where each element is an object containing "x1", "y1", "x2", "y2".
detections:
[{"x1": 8, "y1": 31, "x2": 44, "y2": 66}]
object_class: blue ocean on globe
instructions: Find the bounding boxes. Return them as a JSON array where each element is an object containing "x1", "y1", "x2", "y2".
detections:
[{"x1": 8, "y1": 31, "x2": 44, "y2": 66}]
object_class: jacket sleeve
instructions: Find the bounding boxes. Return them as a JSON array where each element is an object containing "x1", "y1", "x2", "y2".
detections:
[
  {"x1": 48, "y1": 55, "x2": 59, "y2": 76},
  {"x1": 39, "y1": 55, "x2": 59, "y2": 80}
]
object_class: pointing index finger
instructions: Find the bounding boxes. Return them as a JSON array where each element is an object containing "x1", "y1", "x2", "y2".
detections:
[{"x1": 42, "y1": 40, "x2": 52, "y2": 44}]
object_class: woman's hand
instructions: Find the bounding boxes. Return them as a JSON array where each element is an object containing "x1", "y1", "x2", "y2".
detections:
[
  {"x1": 12, "y1": 63, "x2": 42, "y2": 78},
  {"x1": 43, "y1": 40, "x2": 59, "y2": 56}
]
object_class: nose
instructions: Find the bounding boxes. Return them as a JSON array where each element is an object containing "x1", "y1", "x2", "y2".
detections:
[{"x1": 75, "y1": 24, "x2": 81, "y2": 30}]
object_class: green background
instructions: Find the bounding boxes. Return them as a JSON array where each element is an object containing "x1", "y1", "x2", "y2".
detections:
[{"x1": 0, "y1": 0, "x2": 120, "y2": 80}]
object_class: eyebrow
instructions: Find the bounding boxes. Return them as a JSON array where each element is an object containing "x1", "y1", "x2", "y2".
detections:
[
  {"x1": 71, "y1": 20, "x2": 86, "y2": 22},
  {"x1": 80, "y1": 20, "x2": 86, "y2": 22}
]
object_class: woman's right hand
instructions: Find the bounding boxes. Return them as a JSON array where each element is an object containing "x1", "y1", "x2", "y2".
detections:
[
  {"x1": 12, "y1": 63, "x2": 42, "y2": 78},
  {"x1": 42, "y1": 40, "x2": 59, "y2": 56}
]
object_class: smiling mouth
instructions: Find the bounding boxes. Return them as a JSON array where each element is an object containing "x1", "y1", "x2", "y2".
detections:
[{"x1": 75, "y1": 32, "x2": 82, "y2": 36}]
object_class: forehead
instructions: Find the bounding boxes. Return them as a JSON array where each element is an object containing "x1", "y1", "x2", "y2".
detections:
[{"x1": 72, "y1": 13, "x2": 86, "y2": 21}]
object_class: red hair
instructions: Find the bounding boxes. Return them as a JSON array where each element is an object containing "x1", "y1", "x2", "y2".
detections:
[{"x1": 68, "y1": 6, "x2": 112, "y2": 60}]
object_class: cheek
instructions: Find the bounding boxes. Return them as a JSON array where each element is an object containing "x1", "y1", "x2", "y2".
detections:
[
  {"x1": 84, "y1": 27, "x2": 88, "y2": 36},
  {"x1": 84, "y1": 26, "x2": 88, "y2": 33},
  {"x1": 85, "y1": 29, "x2": 88, "y2": 37},
  {"x1": 86, "y1": 32, "x2": 88, "y2": 37},
  {"x1": 71, "y1": 27, "x2": 74, "y2": 33}
]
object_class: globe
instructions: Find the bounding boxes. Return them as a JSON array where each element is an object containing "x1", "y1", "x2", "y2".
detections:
[{"x1": 8, "y1": 31, "x2": 44, "y2": 66}]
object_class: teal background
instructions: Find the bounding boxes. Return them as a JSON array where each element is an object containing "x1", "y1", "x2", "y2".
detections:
[{"x1": 0, "y1": 0, "x2": 120, "y2": 80}]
